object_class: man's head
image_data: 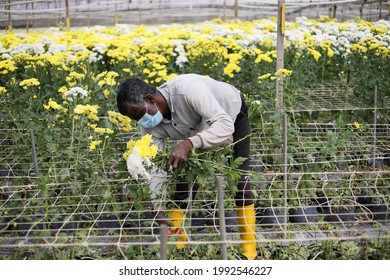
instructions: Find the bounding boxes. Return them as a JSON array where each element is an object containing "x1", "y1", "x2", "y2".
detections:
[{"x1": 117, "y1": 77, "x2": 166, "y2": 128}]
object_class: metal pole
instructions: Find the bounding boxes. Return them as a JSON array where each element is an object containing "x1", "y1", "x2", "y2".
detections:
[
  {"x1": 160, "y1": 224, "x2": 168, "y2": 260},
  {"x1": 65, "y1": 0, "x2": 70, "y2": 31},
  {"x1": 30, "y1": 129, "x2": 39, "y2": 177},
  {"x1": 223, "y1": 0, "x2": 226, "y2": 21},
  {"x1": 7, "y1": 0, "x2": 12, "y2": 30},
  {"x1": 234, "y1": 0, "x2": 238, "y2": 21},
  {"x1": 373, "y1": 85, "x2": 377, "y2": 169},
  {"x1": 216, "y1": 175, "x2": 227, "y2": 260},
  {"x1": 115, "y1": 3, "x2": 119, "y2": 25},
  {"x1": 276, "y1": 0, "x2": 285, "y2": 112},
  {"x1": 283, "y1": 113, "x2": 288, "y2": 239},
  {"x1": 30, "y1": 129, "x2": 46, "y2": 229},
  {"x1": 26, "y1": 2, "x2": 29, "y2": 33}
]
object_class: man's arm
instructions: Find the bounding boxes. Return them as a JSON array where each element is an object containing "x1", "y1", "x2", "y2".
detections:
[
  {"x1": 167, "y1": 80, "x2": 235, "y2": 169},
  {"x1": 186, "y1": 80, "x2": 235, "y2": 148}
]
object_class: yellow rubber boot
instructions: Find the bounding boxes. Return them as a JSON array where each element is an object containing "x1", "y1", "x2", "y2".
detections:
[
  {"x1": 167, "y1": 208, "x2": 187, "y2": 249},
  {"x1": 236, "y1": 203, "x2": 257, "y2": 260}
]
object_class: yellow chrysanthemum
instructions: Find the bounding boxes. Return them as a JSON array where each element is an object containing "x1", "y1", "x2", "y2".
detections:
[
  {"x1": 43, "y1": 98, "x2": 61, "y2": 110},
  {"x1": 354, "y1": 122, "x2": 361, "y2": 129},
  {"x1": 123, "y1": 134, "x2": 158, "y2": 161},
  {"x1": 275, "y1": 68, "x2": 293, "y2": 77},
  {"x1": 19, "y1": 78, "x2": 40, "y2": 89},
  {"x1": 307, "y1": 48, "x2": 321, "y2": 62},
  {"x1": 74, "y1": 104, "x2": 100, "y2": 121},
  {"x1": 89, "y1": 140, "x2": 102, "y2": 151},
  {"x1": 94, "y1": 127, "x2": 114, "y2": 134}
]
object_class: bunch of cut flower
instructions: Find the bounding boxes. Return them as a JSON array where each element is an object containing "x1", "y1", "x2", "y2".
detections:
[
  {"x1": 122, "y1": 134, "x2": 158, "y2": 180},
  {"x1": 122, "y1": 135, "x2": 257, "y2": 198},
  {"x1": 153, "y1": 142, "x2": 247, "y2": 195}
]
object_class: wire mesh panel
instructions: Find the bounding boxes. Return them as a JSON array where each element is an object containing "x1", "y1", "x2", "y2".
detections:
[{"x1": 1, "y1": 107, "x2": 389, "y2": 259}]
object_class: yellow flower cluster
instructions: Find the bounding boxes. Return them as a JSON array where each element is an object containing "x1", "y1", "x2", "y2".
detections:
[
  {"x1": 96, "y1": 71, "x2": 119, "y2": 87},
  {"x1": 19, "y1": 78, "x2": 40, "y2": 89},
  {"x1": 122, "y1": 134, "x2": 158, "y2": 161},
  {"x1": 94, "y1": 127, "x2": 114, "y2": 134},
  {"x1": 74, "y1": 104, "x2": 99, "y2": 121},
  {"x1": 96, "y1": 71, "x2": 119, "y2": 96},
  {"x1": 223, "y1": 53, "x2": 242, "y2": 78},
  {"x1": 89, "y1": 140, "x2": 102, "y2": 151},
  {"x1": 307, "y1": 48, "x2": 322, "y2": 62},
  {"x1": 275, "y1": 68, "x2": 293, "y2": 77},
  {"x1": 0, "y1": 60, "x2": 17, "y2": 74},
  {"x1": 43, "y1": 98, "x2": 63, "y2": 110},
  {"x1": 0, "y1": 86, "x2": 7, "y2": 94},
  {"x1": 66, "y1": 71, "x2": 86, "y2": 87},
  {"x1": 254, "y1": 50, "x2": 276, "y2": 64},
  {"x1": 108, "y1": 111, "x2": 132, "y2": 132}
]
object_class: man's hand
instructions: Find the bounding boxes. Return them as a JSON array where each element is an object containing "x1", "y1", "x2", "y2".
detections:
[{"x1": 168, "y1": 139, "x2": 193, "y2": 169}]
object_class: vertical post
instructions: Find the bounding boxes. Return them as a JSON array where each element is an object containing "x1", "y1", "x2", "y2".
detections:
[
  {"x1": 223, "y1": 0, "x2": 226, "y2": 21},
  {"x1": 87, "y1": 0, "x2": 91, "y2": 26},
  {"x1": 216, "y1": 175, "x2": 227, "y2": 260},
  {"x1": 65, "y1": 0, "x2": 70, "y2": 32},
  {"x1": 274, "y1": 0, "x2": 286, "y2": 162},
  {"x1": 331, "y1": 5, "x2": 337, "y2": 19},
  {"x1": 373, "y1": 85, "x2": 377, "y2": 169},
  {"x1": 283, "y1": 113, "x2": 288, "y2": 239},
  {"x1": 160, "y1": 224, "x2": 168, "y2": 260},
  {"x1": 30, "y1": 129, "x2": 46, "y2": 229},
  {"x1": 115, "y1": 3, "x2": 119, "y2": 25},
  {"x1": 7, "y1": 0, "x2": 12, "y2": 30},
  {"x1": 276, "y1": 0, "x2": 285, "y2": 112},
  {"x1": 234, "y1": 0, "x2": 238, "y2": 21},
  {"x1": 26, "y1": 2, "x2": 29, "y2": 33},
  {"x1": 30, "y1": 129, "x2": 39, "y2": 177}
]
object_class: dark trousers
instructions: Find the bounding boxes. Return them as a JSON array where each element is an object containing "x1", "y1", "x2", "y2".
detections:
[{"x1": 171, "y1": 96, "x2": 253, "y2": 208}]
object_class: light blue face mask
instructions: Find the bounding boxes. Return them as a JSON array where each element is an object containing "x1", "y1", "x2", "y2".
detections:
[{"x1": 137, "y1": 102, "x2": 163, "y2": 129}]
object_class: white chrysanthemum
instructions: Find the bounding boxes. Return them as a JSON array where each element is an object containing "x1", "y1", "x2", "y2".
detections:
[
  {"x1": 132, "y1": 37, "x2": 148, "y2": 45},
  {"x1": 88, "y1": 52, "x2": 103, "y2": 63},
  {"x1": 71, "y1": 44, "x2": 87, "y2": 52},
  {"x1": 173, "y1": 40, "x2": 188, "y2": 67},
  {"x1": 65, "y1": 87, "x2": 88, "y2": 101},
  {"x1": 9, "y1": 43, "x2": 45, "y2": 55},
  {"x1": 1, "y1": 53, "x2": 12, "y2": 59},
  {"x1": 126, "y1": 147, "x2": 151, "y2": 180},
  {"x1": 47, "y1": 43, "x2": 67, "y2": 54},
  {"x1": 92, "y1": 43, "x2": 106, "y2": 54},
  {"x1": 39, "y1": 36, "x2": 54, "y2": 46}
]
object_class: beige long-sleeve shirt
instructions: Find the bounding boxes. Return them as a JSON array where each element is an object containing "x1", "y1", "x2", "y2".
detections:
[
  {"x1": 141, "y1": 73, "x2": 242, "y2": 150},
  {"x1": 140, "y1": 74, "x2": 242, "y2": 211}
]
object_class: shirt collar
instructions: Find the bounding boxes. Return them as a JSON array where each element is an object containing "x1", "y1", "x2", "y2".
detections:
[{"x1": 158, "y1": 85, "x2": 174, "y2": 114}]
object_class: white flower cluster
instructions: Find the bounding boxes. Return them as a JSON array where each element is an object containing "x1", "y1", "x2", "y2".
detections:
[
  {"x1": 65, "y1": 87, "x2": 88, "y2": 101},
  {"x1": 47, "y1": 43, "x2": 67, "y2": 54},
  {"x1": 8, "y1": 43, "x2": 45, "y2": 56},
  {"x1": 126, "y1": 147, "x2": 152, "y2": 180},
  {"x1": 71, "y1": 44, "x2": 87, "y2": 52},
  {"x1": 172, "y1": 40, "x2": 188, "y2": 67},
  {"x1": 89, "y1": 43, "x2": 106, "y2": 63},
  {"x1": 39, "y1": 36, "x2": 54, "y2": 46}
]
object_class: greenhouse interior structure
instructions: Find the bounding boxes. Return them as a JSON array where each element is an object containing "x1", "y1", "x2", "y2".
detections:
[{"x1": 0, "y1": 0, "x2": 390, "y2": 260}]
